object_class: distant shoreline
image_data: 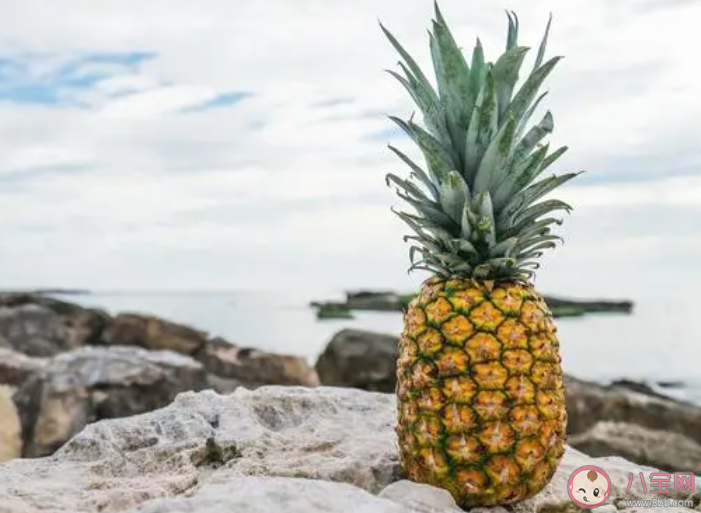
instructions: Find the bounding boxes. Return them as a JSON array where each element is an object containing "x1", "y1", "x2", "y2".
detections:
[{"x1": 0, "y1": 289, "x2": 91, "y2": 296}]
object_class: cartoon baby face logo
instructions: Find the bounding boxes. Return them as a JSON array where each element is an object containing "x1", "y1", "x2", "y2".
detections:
[{"x1": 568, "y1": 465, "x2": 611, "y2": 508}]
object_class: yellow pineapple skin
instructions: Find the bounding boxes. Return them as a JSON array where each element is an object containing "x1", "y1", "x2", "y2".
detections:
[{"x1": 395, "y1": 276, "x2": 567, "y2": 507}]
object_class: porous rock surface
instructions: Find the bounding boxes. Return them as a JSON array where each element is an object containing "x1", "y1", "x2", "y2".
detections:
[
  {"x1": 12, "y1": 345, "x2": 209, "y2": 457},
  {"x1": 0, "y1": 386, "x2": 699, "y2": 513}
]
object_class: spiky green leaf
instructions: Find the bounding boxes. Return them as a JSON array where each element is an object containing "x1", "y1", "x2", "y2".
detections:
[
  {"x1": 389, "y1": 116, "x2": 456, "y2": 183},
  {"x1": 464, "y1": 70, "x2": 498, "y2": 182},
  {"x1": 473, "y1": 114, "x2": 517, "y2": 194},
  {"x1": 492, "y1": 46, "x2": 529, "y2": 122}
]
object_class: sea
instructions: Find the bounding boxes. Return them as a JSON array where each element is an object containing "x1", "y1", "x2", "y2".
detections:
[{"x1": 49, "y1": 289, "x2": 701, "y2": 407}]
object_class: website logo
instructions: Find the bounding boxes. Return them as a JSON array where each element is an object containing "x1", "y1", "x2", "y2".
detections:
[{"x1": 567, "y1": 465, "x2": 611, "y2": 508}]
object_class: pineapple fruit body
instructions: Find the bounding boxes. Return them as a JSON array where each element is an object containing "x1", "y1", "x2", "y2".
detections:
[{"x1": 396, "y1": 276, "x2": 566, "y2": 507}]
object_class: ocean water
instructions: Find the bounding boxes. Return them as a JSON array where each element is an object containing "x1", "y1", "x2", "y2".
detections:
[{"x1": 50, "y1": 289, "x2": 701, "y2": 406}]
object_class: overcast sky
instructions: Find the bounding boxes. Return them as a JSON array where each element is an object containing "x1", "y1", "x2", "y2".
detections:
[{"x1": 0, "y1": 0, "x2": 699, "y2": 300}]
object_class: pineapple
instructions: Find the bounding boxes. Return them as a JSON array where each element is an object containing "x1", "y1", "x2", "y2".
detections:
[{"x1": 380, "y1": 3, "x2": 581, "y2": 507}]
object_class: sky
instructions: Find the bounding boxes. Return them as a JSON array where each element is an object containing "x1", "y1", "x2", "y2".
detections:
[{"x1": 0, "y1": 0, "x2": 699, "y2": 300}]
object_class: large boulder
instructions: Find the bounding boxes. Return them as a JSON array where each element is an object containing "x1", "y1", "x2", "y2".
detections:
[
  {"x1": 0, "y1": 386, "x2": 697, "y2": 512},
  {"x1": 569, "y1": 421, "x2": 701, "y2": 475},
  {"x1": 565, "y1": 375, "x2": 701, "y2": 444},
  {"x1": 0, "y1": 385, "x2": 22, "y2": 462},
  {"x1": 0, "y1": 305, "x2": 76, "y2": 357},
  {"x1": 0, "y1": 294, "x2": 110, "y2": 350},
  {"x1": 102, "y1": 313, "x2": 208, "y2": 355},
  {"x1": 196, "y1": 337, "x2": 319, "y2": 393},
  {"x1": 12, "y1": 345, "x2": 209, "y2": 457},
  {"x1": 565, "y1": 375, "x2": 701, "y2": 473},
  {"x1": 0, "y1": 347, "x2": 49, "y2": 387},
  {"x1": 315, "y1": 329, "x2": 397, "y2": 392}
]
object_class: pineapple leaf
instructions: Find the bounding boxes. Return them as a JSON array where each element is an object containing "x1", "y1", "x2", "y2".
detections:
[
  {"x1": 429, "y1": 10, "x2": 473, "y2": 162},
  {"x1": 464, "y1": 70, "x2": 498, "y2": 183},
  {"x1": 385, "y1": 67, "x2": 447, "y2": 143},
  {"x1": 469, "y1": 38, "x2": 487, "y2": 101},
  {"x1": 379, "y1": 22, "x2": 437, "y2": 104},
  {"x1": 389, "y1": 116, "x2": 456, "y2": 183},
  {"x1": 512, "y1": 111, "x2": 554, "y2": 163},
  {"x1": 460, "y1": 203, "x2": 474, "y2": 239},
  {"x1": 540, "y1": 145, "x2": 568, "y2": 172},
  {"x1": 506, "y1": 216, "x2": 562, "y2": 239},
  {"x1": 499, "y1": 172, "x2": 582, "y2": 226},
  {"x1": 386, "y1": 173, "x2": 437, "y2": 205},
  {"x1": 492, "y1": 45, "x2": 530, "y2": 123},
  {"x1": 515, "y1": 91, "x2": 548, "y2": 140},
  {"x1": 506, "y1": 11, "x2": 519, "y2": 50},
  {"x1": 510, "y1": 199, "x2": 574, "y2": 228},
  {"x1": 392, "y1": 208, "x2": 454, "y2": 239},
  {"x1": 506, "y1": 56, "x2": 562, "y2": 130},
  {"x1": 533, "y1": 13, "x2": 553, "y2": 72},
  {"x1": 473, "y1": 113, "x2": 517, "y2": 195},
  {"x1": 488, "y1": 236, "x2": 518, "y2": 257},
  {"x1": 515, "y1": 234, "x2": 562, "y2": 253},
  {"x1": 387, "y1": 144, "x2": 440, "y2": 201},
  {"x1": 439, "y1": 170, "x2": 471, "y2": 223},
  {"x1": 492, "y1": 143, "x2": 550, "y2": 210},
  {"x1": 451, "y1": 238, "x2": 478, "y2": 255},
  {"x1": 395, "y1": 191, "x2": 457, "y2": 228},
  {"x1": 473, "y1": 191, "x2": 497, "y2": 246}
]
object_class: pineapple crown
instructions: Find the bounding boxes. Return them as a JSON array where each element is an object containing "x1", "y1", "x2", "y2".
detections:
[{"x1": 381, "y1": 3, "x2": 582, "y2": 282}]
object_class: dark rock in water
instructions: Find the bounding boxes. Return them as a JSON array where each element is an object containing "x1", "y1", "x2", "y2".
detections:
[
  {"x1": 102, "y1": 313, "x2": 209, "y2": 355},
  {"x1": 315, "y1": 329, "x2": 397, "y2": 393},
  {"x1": 195, "y1": 337, "x2": 319, "y2": 390},
  {"x1": 608, "y1": 378, "x2": 677, "y2": 401},
  {"x1": 657, "y1": 380, "x2": 685, "y2": 388},
  {"x1": 13, "y1": 345, "x2": 209, "y2": 458}
]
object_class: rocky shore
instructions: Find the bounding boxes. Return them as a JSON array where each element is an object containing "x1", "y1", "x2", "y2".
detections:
[
  {"x1": 0, "y1": 294, "x2": 698, "y2": 512},
  {"x1": 311, "y1": 290, "x2": 634, "y2": 319}
]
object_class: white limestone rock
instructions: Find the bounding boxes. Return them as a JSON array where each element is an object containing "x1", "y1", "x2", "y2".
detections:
[{"x1": 0, "y1": 385, "x2": 699, "y2": 513}]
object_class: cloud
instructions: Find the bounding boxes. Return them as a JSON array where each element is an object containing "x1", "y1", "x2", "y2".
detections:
[{"x1": 0, "y1": 0, "x2": 698, "y2": 297}]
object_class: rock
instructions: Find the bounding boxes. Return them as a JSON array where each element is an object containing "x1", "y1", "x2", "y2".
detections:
[
  {"x1": 0, "y1": 305, "x2": 75, "y2": 357},
  {"x1": 0, "y1": 386, "x2": 697, "y2": 513},
  {"x1": 0, "y1": 347, "x2": 49, "y2": 387},
  {"x1": 196, "y1": 337, "x2": 319, "y2": 389},
  {"x1": 315, "y1": 329, "x2": 397, "y2": 392},
  {"x1": 569, "y1": 421, "x2": 701, "y2": 475},
  {"x1": 102, "y1": 313, "x2": 208, "y2": 355},
  {"x1": 565, "y1": 375, "x2": 701, "y2": 446},
  {"x1": 12, "y1": 345, "x2": 209, "y2": 458},
  {"x1": 0, "y1": 385, "x2": 22, "y2": 462},
  {"x1": 379, "y1": 480, "x2": 463, "y2": 512},
  {"x1": 0, "y1": 293, "x2": 110, "y2": 349},
  {"x1": 129, "y1": 477, "x2": 414, "y2": 513},
  {"x1": 608, "y1": 379, "x2": 682, "y2": 402}
]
